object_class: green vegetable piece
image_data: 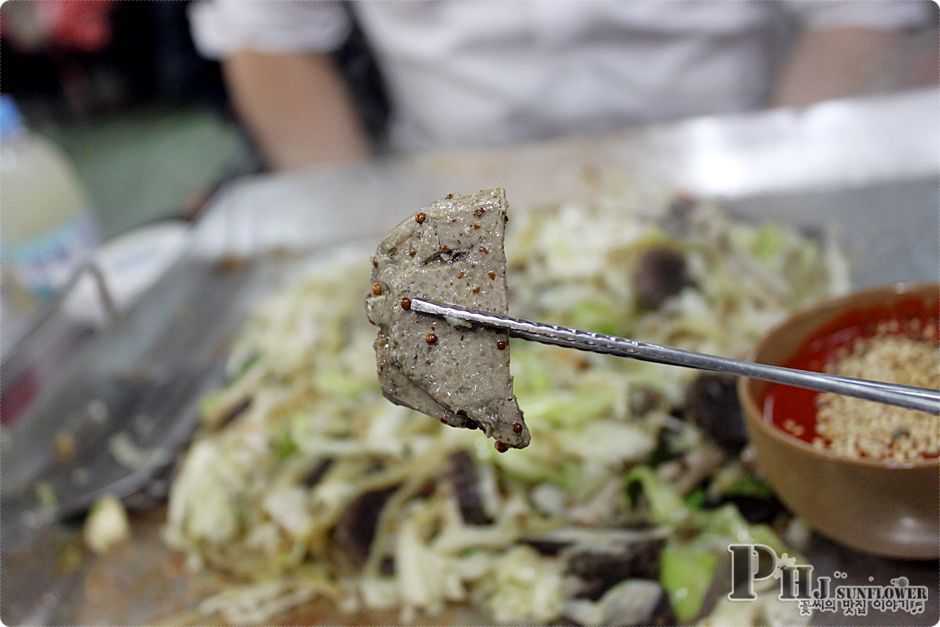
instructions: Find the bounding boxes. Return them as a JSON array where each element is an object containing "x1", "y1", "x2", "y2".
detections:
[
  {"x1": 237, "y1": 352, "x2": 260, "y2": 378},
  {"x1": 551, "y1": 461, "x2": 583, "y2": 490},
  {"x1": 492, "y1": 446, "x2": 547, "y2": 483},
  {"x1": 57, "y1": 540, "x2": 83, "y2": 574},
  {"x1": 569, "y1": 300, "x2": 623, "y2": 336},
  {"x1": 520, "y1": 391, "x2": 612, "y2": 428},
  {"x1": 684, "y1": 487, "x2": 708, "y2": 510},
  {"x1": 693, "y1": 504, "x2": 788, "y2": 556},
  {"x1": 725, "y1": 476, "x2": 775, "y2": 500},
  {"x1": 198, "y1": 392, "x2": 223, "y2": 422},
  {"x1": 660, "y1": 542, "x2": 719, "y2": 622},
  {"x1": 511, "y1": 345, "x2": 551, "y2": 394},
  {"x1": 647, "y1": 435, "x2": 674, "y2": 468},
  {"x1": 624, "y1": 465, "x2": 686, "y2": 525},
  {"x1": 315, "y1": 368, "x2": 367, "y2": 398},
  {"x1": 754, "y1": 225, "x2": 786, "y2": 263},
  {"x1": 274, "y1": 428, "x2": 299, "y2": 460},
  {"x1": 35, "y1": 481, "x2": 58, "y2": 511}
]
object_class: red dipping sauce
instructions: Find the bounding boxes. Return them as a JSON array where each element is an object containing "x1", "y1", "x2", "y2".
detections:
[{"x1": 762, "y1": 294, "x2": 939, "y2": 456}]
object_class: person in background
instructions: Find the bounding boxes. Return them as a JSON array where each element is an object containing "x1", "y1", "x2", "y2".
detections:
[{"x1": 189, "y1": 1, "x2": 936, "y2": 171}]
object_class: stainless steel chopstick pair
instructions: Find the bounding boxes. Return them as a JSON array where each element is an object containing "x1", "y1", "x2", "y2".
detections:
[{"x1": 409, "y1": 298, "x2": 940, "y2": 415}]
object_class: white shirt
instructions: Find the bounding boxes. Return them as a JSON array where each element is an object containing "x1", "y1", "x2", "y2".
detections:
[{"x1": 190, "y1": 1, "x2": 930, "y2": 153}]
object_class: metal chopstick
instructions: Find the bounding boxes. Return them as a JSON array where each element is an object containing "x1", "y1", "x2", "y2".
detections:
[{"x1": 409, "y1": 298, "x2": 940, "y2": 415}]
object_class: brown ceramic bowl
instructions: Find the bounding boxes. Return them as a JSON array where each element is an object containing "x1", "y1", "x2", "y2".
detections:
[{"x1": 738, "y1": 282, "x2": 939, "y2": 559}]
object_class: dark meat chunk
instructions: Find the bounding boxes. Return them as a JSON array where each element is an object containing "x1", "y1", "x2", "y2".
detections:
[
  {"x1": 334, "y1": 486, "x2": 397, "y2": 565},
  {"x1": 647, "y1": 421, "x2": 680, "y2": 467},
  {"x1": 629, "y1": 386, "x2": 663, "y2": 418},
  {"x1": 449, "y1": 450, "x2": 492, "y2": 525},
  {"x1": 708, "y1": 494, "x2": 786, "y2": 525},
  {"x1": 524, "y1": 539, "x2": 568, "y2": 556},
  {"x1": 645, "y1": 588, "x2": 677, "y2": 626},
  {"x1": 696, "y1": 553, "x2": 736, "y2": 621},
  {"x1": 300, "y1": 458, "x2": 334, "y2": 488},
  {"x1": 684, "y1": 374, "x2": 748, "y2": 455},
  {"x1": 633, "y1": 247, "x2": 688, "y2": 310},
  {"x1": 208, "y1": 397, "x2": 252, "y2": 431},
  {"x1": 567, "y1": 538, "x2": 664, "y2": 600}
]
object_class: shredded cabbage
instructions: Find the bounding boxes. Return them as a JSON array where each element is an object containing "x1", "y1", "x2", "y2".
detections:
[{"x1": 164, "y1": 194, "x2": 844, "y2": 623}]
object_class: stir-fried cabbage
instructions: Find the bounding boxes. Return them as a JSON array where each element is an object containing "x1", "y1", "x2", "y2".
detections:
[{"x1": 165, "y1": 193, "x2": 846, "y2": 623}]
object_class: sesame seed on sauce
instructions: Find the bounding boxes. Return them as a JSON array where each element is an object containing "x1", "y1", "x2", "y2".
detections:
[
  {"x1": 812, "y1": 333, "x2": 938, "y2": 461},
  {"x1": 479, "y1": 246, "x2": 489, "y2": 254},
  {"x1": 472, "y1": 223, "x2": 481, "y2": 230},
  {"x1": 496, "y1": 340, "x2": 507, "y2": 350},
  {"x1": 371, "y1": 282, "x2": 383, "y2": 296},
  {"x1": 512, "y1": 422, "x2": 523, "y2": 434},
  {"x1": 409, "y1": 250, "x2": 417, "y2": 257},
  {"x1": 415, "y1": 212, "x2": 427, "y2": 224},
  {"x1": 400, "y1": 297, "x2": 412, "y2": 310},
  {"x1": 495, "y1": 441, "x2": 509, "y2": 453},
  {"x1": 426, "y1": 332, "x2": 438, "y2": 344},
  {"x1": 472, "y1": 287, "x2": 481, "y2": 294},
  {"x1": 473, "y1": 207, "x2": 486, "y2": 218},
  {"x1": 488, "y1": 271, "x2": 496, "y2": 280}
]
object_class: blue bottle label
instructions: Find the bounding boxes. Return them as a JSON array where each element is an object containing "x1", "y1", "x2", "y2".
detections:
[{"x1": 4, "y1": 210, "x2": 100, "y2": 298}]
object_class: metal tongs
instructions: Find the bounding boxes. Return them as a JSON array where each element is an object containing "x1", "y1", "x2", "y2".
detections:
[{"x1": 410, "y1": 298, "x2": 940, "y2": 414}]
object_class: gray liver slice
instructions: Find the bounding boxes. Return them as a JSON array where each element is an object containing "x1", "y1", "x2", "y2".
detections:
[{"x1": 365, "y1": 189, "x2": 530, "y2": 449}]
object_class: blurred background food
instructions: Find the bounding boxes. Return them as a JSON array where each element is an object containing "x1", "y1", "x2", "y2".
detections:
[
  {"x1": 0, "y1": 1, "x2": 242, "y2": 235},
  {"x1": 2, "y1": 1, "x2": 937, "y2": 243}
]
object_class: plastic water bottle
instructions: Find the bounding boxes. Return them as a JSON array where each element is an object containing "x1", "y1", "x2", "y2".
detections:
[{"x1": 1, "y1": 95, "x2": 100, "y2": 299}]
